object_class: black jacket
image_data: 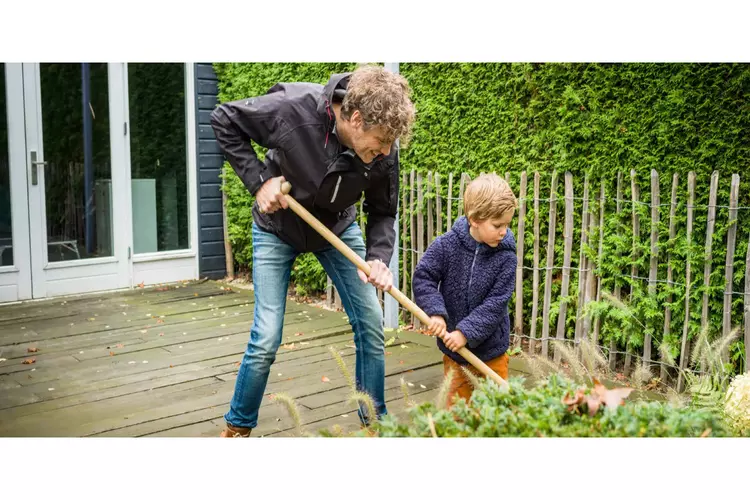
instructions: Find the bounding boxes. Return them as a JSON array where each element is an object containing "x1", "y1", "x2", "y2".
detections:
[{"x1": 210, "y1": 72, "x2": 399, "y2": 264}]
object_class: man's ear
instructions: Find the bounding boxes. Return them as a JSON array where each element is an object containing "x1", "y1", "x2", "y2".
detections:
[{"x1": 349, "y1": 109, "x2": 363, "y2": 129}]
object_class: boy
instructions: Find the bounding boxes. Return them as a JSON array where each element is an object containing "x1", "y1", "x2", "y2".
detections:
[{"x1": 412, "y1": 173, "x2": 518, "y2": 407}]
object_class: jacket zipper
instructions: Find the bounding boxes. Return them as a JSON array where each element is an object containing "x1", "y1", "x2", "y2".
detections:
[{"x1": 467, "y1": 246, "x2": 479, "y2": 307}]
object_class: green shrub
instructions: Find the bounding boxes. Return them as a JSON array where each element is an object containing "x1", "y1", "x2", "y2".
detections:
[{"x1": 367, "y1": 374, "x2": 729, "y2": 437}]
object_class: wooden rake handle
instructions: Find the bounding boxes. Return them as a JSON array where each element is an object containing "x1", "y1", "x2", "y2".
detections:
[{"x1": 279, "y1": 181, "x2": 508, "y2": 389}]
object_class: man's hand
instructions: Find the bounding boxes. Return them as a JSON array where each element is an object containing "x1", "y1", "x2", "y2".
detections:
[
  {"x1": 427, "y1": 316, "x2": 447, "y2": 338},
  {"x1": 256, "y1": 175, "x2": 289, "y2": 214},
  {"x1": 441, "y1": 330, "x2": 467, "y2": 352},
  {"x1": 357, "y1": 260, "x2": 393, "y2": 291}
]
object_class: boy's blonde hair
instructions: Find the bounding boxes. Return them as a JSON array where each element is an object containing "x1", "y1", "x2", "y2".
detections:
[{"x1": 463, "y1": 173, "x2": 518, "y2": 222}]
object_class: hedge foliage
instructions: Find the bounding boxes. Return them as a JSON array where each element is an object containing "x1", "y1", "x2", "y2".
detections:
[{"x1": 214, "y1": 63, "x2": 750, "y2": 371}]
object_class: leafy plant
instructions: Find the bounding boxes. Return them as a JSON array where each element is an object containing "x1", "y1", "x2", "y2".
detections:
[{"x1": 364, "y1": 373, "x2": 729, "y2": 437}]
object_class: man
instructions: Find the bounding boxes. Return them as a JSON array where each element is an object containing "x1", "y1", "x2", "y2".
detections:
[{"x1": 211, "y1": 64, "x2": 416, "y2": 437}]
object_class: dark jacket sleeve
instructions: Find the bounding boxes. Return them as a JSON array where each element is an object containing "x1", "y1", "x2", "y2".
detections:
[
  {"x1": 210, "y1": 87, "x2": 291, "y2": 195},
  {"x1": 362, "y1": 148, "x2": 399, "y2": 264},
  {"x1": 412, "y1": 237, "x2": 449, "y2": 320},
  {"x1": 456, "y1": 253, "x2": 517, "y2": 348}
]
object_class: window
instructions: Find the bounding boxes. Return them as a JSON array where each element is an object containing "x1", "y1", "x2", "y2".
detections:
[{"x1": 128, "y1": 63, "x2": 189, "y2": 253}]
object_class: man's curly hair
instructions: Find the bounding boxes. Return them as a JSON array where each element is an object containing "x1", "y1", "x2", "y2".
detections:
[{"x1": 340, "y1": 64, "x2": 416, "y2": 146}]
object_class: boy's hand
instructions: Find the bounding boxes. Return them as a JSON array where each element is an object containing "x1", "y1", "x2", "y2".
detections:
[
  {"x1": 442, "y1": 330, "x2": 467, "y2": 352},
  {"x1": 427, "y1": 316, "x2": 447, "y2": 337}
]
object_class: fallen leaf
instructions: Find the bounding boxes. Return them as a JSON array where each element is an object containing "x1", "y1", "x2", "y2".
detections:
[
  {"x1": 22, "y1": 358, "x2": 36, "y2": 364},
  {"x1": 281, "y1": 343, "x2": 297, "y2": 350},
  {"x1": 321, "y1": 376, "x2": 330, "y2": 383},
  {"x1": 400, "y1": 344, "x2": 408, "y2": 349},
  {"x1": 156, "y1": 319, "x2": 164, "y2": 324},
  {"x1": 169, "y1": 365, "x2": 174, "y2": 368},
  {"x1": 116, "y1": 343, "x2": 124, "y2": 348},
  {"x1": 399, "y1": 360, "x2": 404, "y2": 365},
  {"x1": 562, "y1": 389, "x2": 586, "y2": 408},
  {"x1": 109, "y1": 351, "x2": 115, "y2": 356},
  {"x1": 384, "y1": 337, "x2": 396, "y2": 347},
  {"x1": 294, "y1": 332, "x2": 304, "y2": 337},
  {"x1": 593, "y1": 379, "x2": 633, "y2": 411},
  {"x1": 385, "y1": 351, "x2": 392, "y2": 356},
  {"x1": 138, "y1": 281, "x2": 145, "y2": 288},
  {"x1": 27, "y1": 347, "x2": 39, "y2": 353},
  {"x1": 140, "y1": 330, "x2": 148, "y2": 334},
  {"x1": 159, "y1": 333, "x2": 164, "y2": 337}
]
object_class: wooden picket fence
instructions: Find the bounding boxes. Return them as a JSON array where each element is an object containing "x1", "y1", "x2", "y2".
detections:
[{"x1": 324, "y1": 168, "x2": 750, "y2": 388}]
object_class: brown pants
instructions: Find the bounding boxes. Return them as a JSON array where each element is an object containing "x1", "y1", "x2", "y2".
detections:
[{"x1": 442, "y1": 353, "x2": 509, "y2": 407}]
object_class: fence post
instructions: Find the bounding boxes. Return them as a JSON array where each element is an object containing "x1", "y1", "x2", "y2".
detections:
[
  {"x1": 624, "y1": 169, "x2": 641, "y2": 374},
  {"x1": 554, "y1": 172, "x2": 575, "y2": 363},
  {"x1": 529, "y1": 172, "x2": 541, "y2": 353},
  {"x1": 677, "y1": 172, "x2": 696, "y2": 392},
  {"x1": 514, "y1": 170, "x2": 528, "y2": 346},
  {"x1": 645, "y1": 169, "x2": 660, "y2": 369},
  {"x1": 609, "y1": 172, "x2": 623, "y2": 371},
  {"x1": 661, "y1": 173, "x2": 679, "y2": 381},
  {"x1": 699, "y1": 171, "x2": 719, "y2": 372},
  {"x1": 722, "y1": 174, "x2": 740, "y2": 360},
  {"x1": 574, "y1": 175, "x2": 591, "y2": 346},
  {"x1": 541, "y1": 171, "x2": 559, "y2": 358}
]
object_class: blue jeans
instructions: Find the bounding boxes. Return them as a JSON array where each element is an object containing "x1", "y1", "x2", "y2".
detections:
[{"x1": 225, "y1": 222, "x2": 387, "y2": 429}]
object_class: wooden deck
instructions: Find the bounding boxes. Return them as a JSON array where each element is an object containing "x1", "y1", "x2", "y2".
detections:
[{"x1": 0, "y1": 279, "x2": 468, "y2": 437}]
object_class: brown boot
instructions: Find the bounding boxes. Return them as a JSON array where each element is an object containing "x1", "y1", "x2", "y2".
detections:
[{"x1": 220, "y1": 424, "x2": 252, "y2": 437}]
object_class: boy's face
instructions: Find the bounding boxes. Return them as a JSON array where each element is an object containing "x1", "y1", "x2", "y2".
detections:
[{"x1": 470, "y1": 208, "x2": 515, "y2": 247}]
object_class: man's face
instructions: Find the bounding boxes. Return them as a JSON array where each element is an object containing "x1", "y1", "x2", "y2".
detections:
[{"x1": 347, "y1": 111, "x2": 393, "y2": 164}]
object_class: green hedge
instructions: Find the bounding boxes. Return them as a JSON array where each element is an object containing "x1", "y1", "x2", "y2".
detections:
[{"x1": 215, "y1": 63, "x2": 750, "y2": 369}]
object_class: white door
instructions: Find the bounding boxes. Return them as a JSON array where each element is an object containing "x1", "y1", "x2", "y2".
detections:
[
  {"x1": 0, "y1": 64, "x2": 33, "y2": 302},
  {"x1": 9, "y1": 63, "x2": 131, "y2": 299}
]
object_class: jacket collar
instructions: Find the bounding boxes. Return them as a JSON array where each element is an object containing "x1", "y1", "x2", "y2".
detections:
[{"x1": 318, "y1": 72, "x2": 352, "y2": 118}]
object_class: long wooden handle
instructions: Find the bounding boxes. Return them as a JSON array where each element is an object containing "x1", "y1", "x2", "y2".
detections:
[{"x1": 279, "y1": 181, "x2": 509, "y2": 388}]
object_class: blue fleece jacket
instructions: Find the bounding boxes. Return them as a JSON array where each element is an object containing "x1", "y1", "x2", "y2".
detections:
[{"x1": 412, "y1": 216, "x2": 517, "y2": 364}]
